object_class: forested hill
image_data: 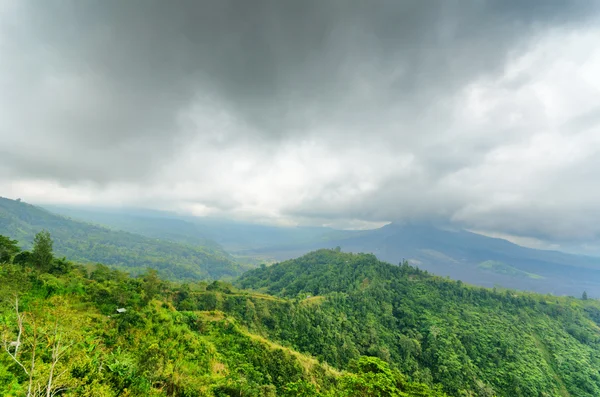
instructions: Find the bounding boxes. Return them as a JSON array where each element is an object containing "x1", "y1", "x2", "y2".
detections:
[
  {"x1": 0, "y1": 197, "x2": 243, "y2": 279},
  {"x1": 4, "y1": 232, "x2": 600, "y2": 396},
  {"x1": 240, "y1": 222, "x2": 600, "y2": 297},
  {"x1": 42, "y1": 205, "x2": 229, "y2": 252},
  {"x1": 0, "y1": 235, "x2": 448, "y2": 396},
  {"x1": 42, "y1": 204, "x2": 600, "y2": 297},
  {"x1": 237, "y1": 249, "x2": 600, "y2": 396}
]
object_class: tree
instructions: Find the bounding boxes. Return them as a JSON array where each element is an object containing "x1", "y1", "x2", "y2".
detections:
[
  {"x1": 0, "y1": 235, "x2": 20, "y2": 263},
  {"x1": 2, "y1": 296, "x2": 77, "y2": 397},
  {"x1": 141, "y1": 269, "x2": 163, "y2": 303},
  {"x1": 282, "y1": 380, "x2": 322, "y2": 396},
  {"x1": 582, "y1": 291, "x2": 588, "y2": 300},
  {"x1": 32, "y1": 231, "x2": 53, "y2": 272},
  {"x1": 2, "y1": 296, "x2": 38, "y2": 397},
  {"x1": 13, "y1": 251, "x2": 32, "y2": 266},
  {"x1": 338, "y1": 356, "x2": 402, "y2": 397}
]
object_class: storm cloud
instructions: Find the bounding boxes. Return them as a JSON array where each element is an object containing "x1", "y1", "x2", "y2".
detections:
[{"x1": 2, "y1": 1, "x2": 600, "y2": 251}]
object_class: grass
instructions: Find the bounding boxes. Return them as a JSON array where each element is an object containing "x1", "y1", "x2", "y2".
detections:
[
  {"x1": 301, "y1": 295, "x2": 326, "y2": 307},
  {"x1": 197, "y1": 309, "x2": 342, "y2": 383},
  {"x1": 478, "y1": 260, "x2": 545, "y2": 280}
]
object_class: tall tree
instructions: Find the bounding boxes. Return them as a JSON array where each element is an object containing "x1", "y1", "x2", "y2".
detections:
[
  {"x1": 32, "y1": 231, "x2": 53, "y2": 271},
  {"x1": 142, "y1": 268, "x2": 163, "y2": 303},
  {"x1": 0, "y1": 235, "x2": 20, "y2": 263}
]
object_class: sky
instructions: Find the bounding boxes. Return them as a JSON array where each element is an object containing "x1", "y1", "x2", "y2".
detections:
[{"x1": 1, "y1": 1, "x2": 600, "y2": 253}]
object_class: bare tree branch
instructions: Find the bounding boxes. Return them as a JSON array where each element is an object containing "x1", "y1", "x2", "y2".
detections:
[
  {"x1": 3, "y1": 297, "x2": 75, "y2": 397},
  {"x1": 1, "y1": 296, "x2": 30, "y2": 376}
]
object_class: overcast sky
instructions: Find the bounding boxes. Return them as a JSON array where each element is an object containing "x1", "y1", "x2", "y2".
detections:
[{"x1": 2, "y1": 1, "x2": 600, "y2": 252}]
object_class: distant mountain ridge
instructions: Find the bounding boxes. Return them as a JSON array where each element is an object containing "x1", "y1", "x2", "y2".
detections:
[
  {"x1": 32, "y1": 202, "x2": 600, "y2": 297},
  {"x1": 240, "y1": 222, "x2": 600, "y2": 297},
  {"x1": 0, "y1": 197, "x2": 244, "y2": 280},
  {"x1": 327, "y1": 223, "x2": 600, "y2": 297},
  {"x1": 45, "y1": 204, "x2": 356, "y2": 259},
  {"x1": 42, "y1": 205, "x2": 226, "y2": 251}
]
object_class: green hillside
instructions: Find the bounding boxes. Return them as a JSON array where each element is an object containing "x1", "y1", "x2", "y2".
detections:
[
  {"x1": 237, "y1": 249, "x2": 600, "y2": 397},
  {"x1": 6, "y1": 229, "x2": 600, "y2": 396},
  {"x1": 44, "y1": 205, "x2": 358, "y2": 258},
  {"x1": 0, "y1": 236, "x2": 447, "y2": 396},
  {"x1": 42, "y1": 206, "x2": 227, "y2": 251},
  {"x1": 0, "y1": 197, "x2": 243, "y2": 280},
  {"x1": 478, "y1": 260, "x2": 544, "y2": 279}
]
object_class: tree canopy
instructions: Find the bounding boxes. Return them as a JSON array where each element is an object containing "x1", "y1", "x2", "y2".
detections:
[
  {"x1": 32, "y1": 230, "x2": 53, "y2": 271},
  {"x1": 3, "y1": 236, "x2": 600, "y2": 396},
  {"x1": 0, "y1": 235, "x2": 19, "y2": 263},
  {"x1": 0, "y1": 234, "x2": 448, "y2": 396},
  {"x1": 237, "y1": 249, "x2": 600, "y2": 396}
]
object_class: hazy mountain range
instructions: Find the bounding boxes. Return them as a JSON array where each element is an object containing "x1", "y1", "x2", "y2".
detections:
[
  {"x1": 38, "y1": 200, "x2": 600, "y2": 298},
  {"x1": 0, "y1": 196, "x2": 598, "y2": 296},
  {"x1": 0, "y1": 197, "x2": 244, "y2": 279}
]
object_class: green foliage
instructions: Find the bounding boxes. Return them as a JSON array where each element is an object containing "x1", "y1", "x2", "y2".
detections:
[
  {"x1": 478, "y1": 260, "x2": 543, "y2": 279},
  {"x1": 282, "y1": 380, "x2": 322, "y2": 396},
  {"x1": 32, "y1": 230, "x2": 54, "y2": 271},
  {"x1": 0, "y1": 236, "x2": 452, "y2": 396},
  {"x1": 0, "y1": 235, "x2": 19, "y2": 263},
  {"x1": 5, "y1": 230, "x2": 600, "y2": 397},
  {"x1": 0, "y1": 262, "x2": 336, "y2": 396},
  {"x1": 237, "y1": 249, "x2": 600, "y2": 397},
  {"x1": 336, "y1": 357, "x2": 447, "y2": 397},
  {"x1": 338, "y1": 356, "x2": 402, "y2": 397},
  {"x1": 12, "y1": 251, "x2": 31, "y2": 266},
  {"x1": 0, "y1": 197, "x2": 245, "y2": 280}
]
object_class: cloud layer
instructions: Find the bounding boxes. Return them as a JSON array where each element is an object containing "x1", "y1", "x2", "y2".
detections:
[{"x1": 2, "y1": 1, "x2": 600, "y2": 251}]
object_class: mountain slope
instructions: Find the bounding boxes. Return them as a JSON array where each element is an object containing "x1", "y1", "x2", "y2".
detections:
[
  {"x1": 245, "y1": 222, "x2": 600, "y2": 297},
  {"x1": 44, "y1": 205, "x2": 357, "y2": 252},
  {"x1": 40, "y1": 204, "x2": 600, "y2": 296},
  {"x1": 0, "y1": 248, "x2": 447, "y2": 396},
  {"x1": 328, "y1": 222, "x2": 600, "y2": 297},
  {"x1": 0, "y1": 197, "x2": 243, "y2": 279},
  {"x1": 42, "y1": 205, "x2": 225, "y2": 250},
  {"x1": 236, "y1": 249, "x2": 600, "y2": 396}
]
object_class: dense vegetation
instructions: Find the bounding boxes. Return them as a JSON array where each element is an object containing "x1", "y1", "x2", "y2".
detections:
[
  {"x1": 5, "y1": 228, "x2": 600, "y2": 396},
  {"x1": 238, "y1": 221, "x2": 600, "y2": 298},
  {"x1": 237, "y1": 249, "x2": 600, "y2": 397},
  {"x1": 16, "y1": 200, "x2": 600, "y2": 297},
  {"x1": 0, "y1": 234, "x2": 447, "y2": 396},
  {"x1": 0, "y1": 197, "x2": 244, "y2": 280}
]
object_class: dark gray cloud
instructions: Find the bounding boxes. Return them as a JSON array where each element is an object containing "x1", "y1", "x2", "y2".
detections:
[{"x1": 1, "y1": 0, "x2": 600, "y2": 251}]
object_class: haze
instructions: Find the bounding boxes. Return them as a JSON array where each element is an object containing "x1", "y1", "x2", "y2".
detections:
[{"x1": 2, "y1": 1, "x2": 600, "y2": 254}]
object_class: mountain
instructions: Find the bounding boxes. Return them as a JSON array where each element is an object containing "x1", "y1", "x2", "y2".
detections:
[
  {"x1": 244, "y1": 222, "x2": 600, "y2": 297},
  {"x1": 5, "y1": 229, "x2": 600, "y2": 396},
  {"x1": 237, "y1": 249, "x2": 600, "y2": 396},
  {"x1": 42, "y1": 205, "x2": 227, "y2": 251},
  {"x1": 0, "y1": 197, "x2": 244, "y2": 280},
  {"x1": 44, "y1": 204, "x2": 356, "y2": 259},
  {"x1": 328, "y1": 222, "x2": 600, "y2": 297},
  {"x1": 40, "y1": 204, "x2": 600, "y2": 296}
]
